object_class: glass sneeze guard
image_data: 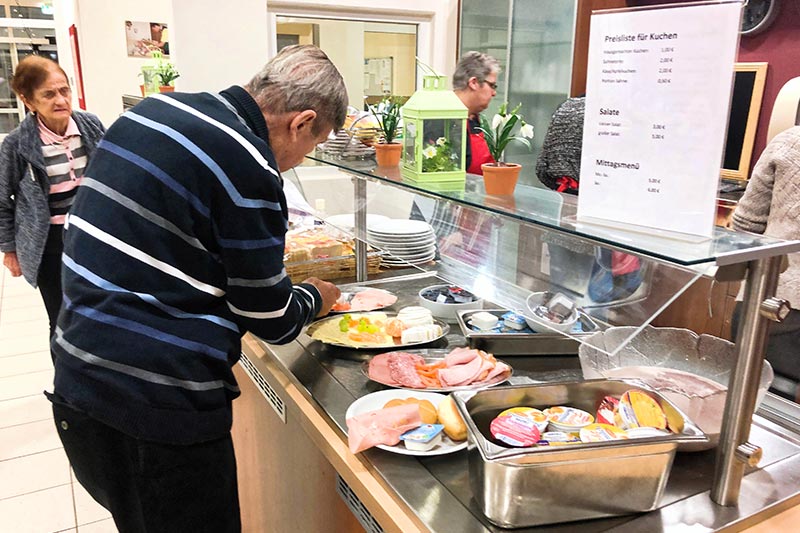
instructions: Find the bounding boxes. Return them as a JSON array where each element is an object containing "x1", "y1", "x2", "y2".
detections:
[
  {"x1": 291, "y1": 154, "x2": 765, "y2": 356},
  {"x1": 305, "y1": 153, "x2": 800, "y2": 267}
]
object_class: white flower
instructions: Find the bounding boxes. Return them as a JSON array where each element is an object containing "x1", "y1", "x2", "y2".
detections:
[
  {"x1": 423, "y1": 146, "x2": 437, "y2": 158},
  {"x1": 436, "y1": 137, "x2": 447, "y2": 146},
  {"x1": 491, "y1": 114, "x2": 504, "y2": 131},
  {"x1": 520, "y1": 123, "x2": 534, "y2": 139}
]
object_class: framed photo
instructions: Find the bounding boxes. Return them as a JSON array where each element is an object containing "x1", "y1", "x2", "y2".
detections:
[
  {"x1": 721, "y1": 62, "x2": 768, "y2": 181},
  {"x1": 125, "y1": 20, "x2": 169, "y2": 58}
]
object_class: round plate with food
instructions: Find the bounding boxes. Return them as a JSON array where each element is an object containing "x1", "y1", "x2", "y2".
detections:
[
  {"x1": 345, "y1": 389, "x2": 467, "y2": 456},
  {"x1": 330, "y1": 286, "x2": 398, "y2": 314},
  {"x1": 307, "y1": 308, "x2": 449, "y2": 350},
  {"x1": 362, "y1": 348, "x2": 512, "y2": 392}
]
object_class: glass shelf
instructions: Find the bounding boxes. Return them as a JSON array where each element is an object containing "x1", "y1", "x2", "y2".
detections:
[{"x1": 304, "y1": 153, "x2": 800, "y2": 267}]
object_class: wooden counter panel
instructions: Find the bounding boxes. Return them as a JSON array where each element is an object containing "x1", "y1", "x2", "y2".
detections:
[
  {"x1": 235, "y1": 334, "x2": 430, "y2": 533},
  {"x1": 232, "y1": 363, "x2": 364, "y2": 533}
]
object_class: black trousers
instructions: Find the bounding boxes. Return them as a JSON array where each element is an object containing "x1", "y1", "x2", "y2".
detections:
[
  {"x1": 52, "y1": 400, "x2": 241, "y2": 533},
  {"x1": 37, "y1": 251, "x2": 62, "y2": 341},
  {"x1": 37, "y1": 226, "x2": 65, "y2": 347}
]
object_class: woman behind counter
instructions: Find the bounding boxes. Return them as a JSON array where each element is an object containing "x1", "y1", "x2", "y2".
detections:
[{"x1": 0, "y1": 55, "x2": 105, "y2": 345}]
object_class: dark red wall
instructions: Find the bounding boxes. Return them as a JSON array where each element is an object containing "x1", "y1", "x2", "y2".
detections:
[
  {"x1": 628, "y1": 0, "x2": 800, "y2": 171},
  {"x1": 738, "y1": 2, "x2": 800, "y2": 166}
]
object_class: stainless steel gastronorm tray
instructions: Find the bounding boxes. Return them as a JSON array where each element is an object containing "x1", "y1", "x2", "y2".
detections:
[
  {"x1": 452, "y1": 379, "x2": 707, "y2": 528},
  {"x1": 456, "y1": 309, "x2": 600, "y2": 355}
]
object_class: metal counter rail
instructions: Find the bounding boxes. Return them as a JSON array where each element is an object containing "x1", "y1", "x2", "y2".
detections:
[{"x1": 241, "y1": 276, "x2": 800, "y2": 532}]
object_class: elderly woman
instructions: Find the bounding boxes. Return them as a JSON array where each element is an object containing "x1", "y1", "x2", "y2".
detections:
[{"x1": 0, "y1": 55, "x2": 105, "y2": 342}]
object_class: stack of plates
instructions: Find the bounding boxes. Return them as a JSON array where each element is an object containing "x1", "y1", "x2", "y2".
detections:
[{"x1": 368, "y1": 219, "x2": 437, "y2": 267}]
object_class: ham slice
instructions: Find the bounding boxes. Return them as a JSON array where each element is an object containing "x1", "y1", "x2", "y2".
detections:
[
  {"x1": 388, "y1": 352, "x2": 426, "y2": 388},
  {"x1": 347, "y1": 404, "x2": 422, "y2": 453},
  {"x1": 350, "y1": 289, "x2": 398, "y2": 311},
  {"x1": 480, "y1": 361, "x2": 511, "y2": 383},
  {"x1": 368, "y1": 353, "x2": 399, "y2": 386},
  {"x1": 445, "y1": 347, "x2": 479, "y2": 367},
  {"x1": 439, "y1": 354, "x2": 485, "y2": 387}
]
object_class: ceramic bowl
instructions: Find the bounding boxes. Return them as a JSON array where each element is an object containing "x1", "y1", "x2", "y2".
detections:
[
  {"x1": 418, "y1": 284, "x2": 483, "y2": 322},
  {"x1": 524, "y1": 292, "x2": 580, "y2": 334}
]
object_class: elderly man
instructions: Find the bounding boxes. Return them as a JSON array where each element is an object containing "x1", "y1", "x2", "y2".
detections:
[
  {"x1": 49, "y1": 45, "x2": 345, "y2": 532},
  {"x1": 453, "y1": 51, "x2": 500, "y2": 174}
]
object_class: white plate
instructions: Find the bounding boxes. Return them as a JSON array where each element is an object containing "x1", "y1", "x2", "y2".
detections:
[
  {"x1": 345, "y1": 389, "x2": 467, "y2": 456},
  {"x1": 307, "y1": 314, "x2": 449, "y2": 349},
  {"x1": 369, "y1": 219, "x2": 434, "y2": 236},
  {"x1": 382, "y1": 256, "x2": 436, "y2": 266},
  {"x1": 383, "y1": 250, "x2": 436, "y2": 261},
  {"x1": 370, "y1": 235, "x2": 436, "y2": 246},
  {"x1": 326, "y1": 214, "x2": 391, "y2": 231}
]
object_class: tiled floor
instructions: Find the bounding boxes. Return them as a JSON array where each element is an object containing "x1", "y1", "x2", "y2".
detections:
[{"x1": 0, "y1": 269, "x2": 117, "y2": 532}]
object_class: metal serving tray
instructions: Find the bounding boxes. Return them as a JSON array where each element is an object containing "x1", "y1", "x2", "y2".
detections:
[
  {"x1": 452, "y1": 379, "x2": 707, "y2": 528},
  {"x1": 456, "y1": 309, "x2": 600, "y2": 355}
]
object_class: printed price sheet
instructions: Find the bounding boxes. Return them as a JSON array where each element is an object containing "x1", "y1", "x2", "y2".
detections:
[{"x1": 577, "y1": 2, "x2": 741, "y2": 238}]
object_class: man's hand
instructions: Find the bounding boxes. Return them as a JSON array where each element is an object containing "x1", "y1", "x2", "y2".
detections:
[
  {"x1": 302, "y1": 277, "x2": 341, "y2": 317},
  {"x1": 3, "y1": 252, "x2": 21, "y2": 277}
]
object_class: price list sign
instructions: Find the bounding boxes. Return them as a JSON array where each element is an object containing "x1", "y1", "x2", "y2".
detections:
[{"x1": 577, "y1": 2, "x2": 741, "y2": 239}]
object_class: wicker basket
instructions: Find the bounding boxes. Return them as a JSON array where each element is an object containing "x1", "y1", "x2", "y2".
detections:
[{"x1": 285, "y1": 251, "x2": 383, "y2": 281}]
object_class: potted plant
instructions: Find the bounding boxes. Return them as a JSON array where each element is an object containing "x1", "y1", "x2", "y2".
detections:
[
  {"x1": 155, "y1": 61, "x2": 180, "y2": 93},
  {"x1": 476, "y1": 102, "x2": 534, "y2": 195},
  {"x1": 369, "y1": 97, "x2": 402, "y2": 167}
]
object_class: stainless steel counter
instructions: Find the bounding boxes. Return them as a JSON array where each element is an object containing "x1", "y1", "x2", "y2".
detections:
[{"x1": 243, "y1": 273, "x2": 800, "y2": 532}]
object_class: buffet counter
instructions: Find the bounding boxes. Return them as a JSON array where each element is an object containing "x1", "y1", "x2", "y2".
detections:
[{"x1": 231, "y1": 273, "x2": 800, "y2": 533}]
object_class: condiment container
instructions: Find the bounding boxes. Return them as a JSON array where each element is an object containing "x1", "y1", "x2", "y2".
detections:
[
  {"x1": 400, "y1": 424, "x2": 444, "y2": 452},
  {"x1": 452, "y1": 379, "x2": 707, "y2": 528}
]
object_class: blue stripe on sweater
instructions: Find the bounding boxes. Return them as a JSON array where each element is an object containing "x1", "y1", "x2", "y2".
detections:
[
  {"x1": 216, "y1": 235, "x2": 283, "y2": 250},
  {"x1": 123, "y1": 111, "x2": 283, "y2": 211},
  {"x1": 63, "y1": 296, "x2": 229, "y2": 361},
  {"x1": 63, "y1": 254, "x2": 239, "y2": 332},
  {"x1": 98, "y1": 140, "x2": 210, "y2": 218}
]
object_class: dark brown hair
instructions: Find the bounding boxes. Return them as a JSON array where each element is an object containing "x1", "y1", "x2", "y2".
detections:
[{"x1": 10, "y1": 55, "x2": 68, "y2": 100}]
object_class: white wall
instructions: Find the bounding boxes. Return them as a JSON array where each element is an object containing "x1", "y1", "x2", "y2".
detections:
[
  {"x1": 53, "y1": 0, "x2": 459, "y2": 126},
  {"x1": 171, "y1": 0, "x2": 269, "y2": 93},
  {"x1": 54, "y1": 0, "x2": 172, "y2": 127},
  {"x1": 316, "y1": 20, "x2": 365, "y2": 109}
]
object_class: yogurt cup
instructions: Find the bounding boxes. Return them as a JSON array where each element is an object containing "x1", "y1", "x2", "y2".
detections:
[
  {"x1": 579, "y1": 423, "x2": 628, "y2": 443},
  {"x1": 499, "y1": 407, "x2": 549, "y2": 433},
  {"x1": 544, "y1": 406, "x2": 594, "y2": 432},
  {"x1": 490, "y1": 413, "x2": 542, "y2": 447}
]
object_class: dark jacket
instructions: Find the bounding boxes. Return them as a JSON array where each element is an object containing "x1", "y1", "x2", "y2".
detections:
[
  {"x1": 53, "y1": 87, "x2": 322, "y2": 444},
  {"x1": 0, "y1": 111, "x2": 105, "y2": 285}
]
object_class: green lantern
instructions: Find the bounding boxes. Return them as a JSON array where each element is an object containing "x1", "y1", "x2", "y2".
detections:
[{"x1": 401, "y1": 75, "x2": 467, "y2": 191}]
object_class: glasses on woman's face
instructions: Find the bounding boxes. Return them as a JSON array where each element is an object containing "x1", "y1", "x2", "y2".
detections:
[{"x1": 483, "y1": 80, "x2": 498, "y2": 91}]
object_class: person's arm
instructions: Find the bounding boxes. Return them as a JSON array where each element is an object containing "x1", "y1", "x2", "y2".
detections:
[
  {"x1": 731, "y1": 135, "x2": 783, "y2": 235},
  {"x1": 212, "y1": 172, "x2": 339, "y2": 344},
  {"x1": 0, "y1": 136, "x2": 20, "y2": 255}
]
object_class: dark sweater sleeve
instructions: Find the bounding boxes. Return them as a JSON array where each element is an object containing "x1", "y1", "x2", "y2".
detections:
[{"x1": 211, "y1": 171, "x2": 321, "y2": 344}]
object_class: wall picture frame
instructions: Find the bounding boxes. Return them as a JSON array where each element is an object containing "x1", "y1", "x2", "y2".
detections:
[{"x1": 721, "y1": 62, "x2": 768, "y2": 181}]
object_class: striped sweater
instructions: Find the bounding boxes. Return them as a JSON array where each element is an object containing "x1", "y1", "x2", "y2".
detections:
[{"x1": 52, "y1": 87, "x2": 321, "y2": 444}]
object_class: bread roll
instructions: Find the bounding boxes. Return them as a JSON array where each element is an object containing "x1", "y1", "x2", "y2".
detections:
[
  {"x1": 383, "y1": 398, "x2": 406, "y2": 410},
  {"x1": 438, "y1": 395, "x2": 467, "y2": 441},
  {"x1": 383, "y1": 398, "x2": 438, "y2": 424}
]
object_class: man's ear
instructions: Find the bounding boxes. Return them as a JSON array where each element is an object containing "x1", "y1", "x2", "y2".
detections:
[
  {"x1": 467, "y1": 76, "x2": 481, "y2": 91},
  {"x1": 290, "y1": 110, "x2": 318, "y2": 138}
]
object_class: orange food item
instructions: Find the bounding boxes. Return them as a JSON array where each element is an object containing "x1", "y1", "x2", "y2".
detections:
[
  {"x1": 331, "y1": 300, "x2": 352, "y2": 312},
  {"x1": 385, "y1": 318, "x2": 406, "y2": 338}
]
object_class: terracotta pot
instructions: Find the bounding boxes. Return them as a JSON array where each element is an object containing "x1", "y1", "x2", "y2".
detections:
[
  {"x1": 139, "y1": 84, "x2": 146, "y2": 97},
  {"x1": 374, "y1": 142, "x2": 402, "y2": 167},
  {"x1": 481, "y1": 163, "x2": 521, "y2": 195},
  {"x1": 159, "y1": 85, "x2": 175, "y2": 93}
]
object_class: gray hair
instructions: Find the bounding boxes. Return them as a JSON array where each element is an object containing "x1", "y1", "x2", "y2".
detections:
[
  {"x1": 452, "y1": 51, "x2": 500, "y2": 91},
  {"x1": 245, "y1": 45, "x2": 348, "y2": 132}
]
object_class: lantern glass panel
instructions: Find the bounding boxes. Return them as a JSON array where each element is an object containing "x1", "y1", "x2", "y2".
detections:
[
  {"x1": 404, "y1": 121, "x2": 417, "y2": 168},
  {"x1": 420, "y1": 118, "x2": 465, "y2": 174}
]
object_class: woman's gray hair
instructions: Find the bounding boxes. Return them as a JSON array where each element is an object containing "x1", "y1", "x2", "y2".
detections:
[
  {"x1": 246, "y1": 45, "x2": 348, "y2": 132},
  {"x1": 452, "y1": 51, "x2": 500, "y2": 91}
]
